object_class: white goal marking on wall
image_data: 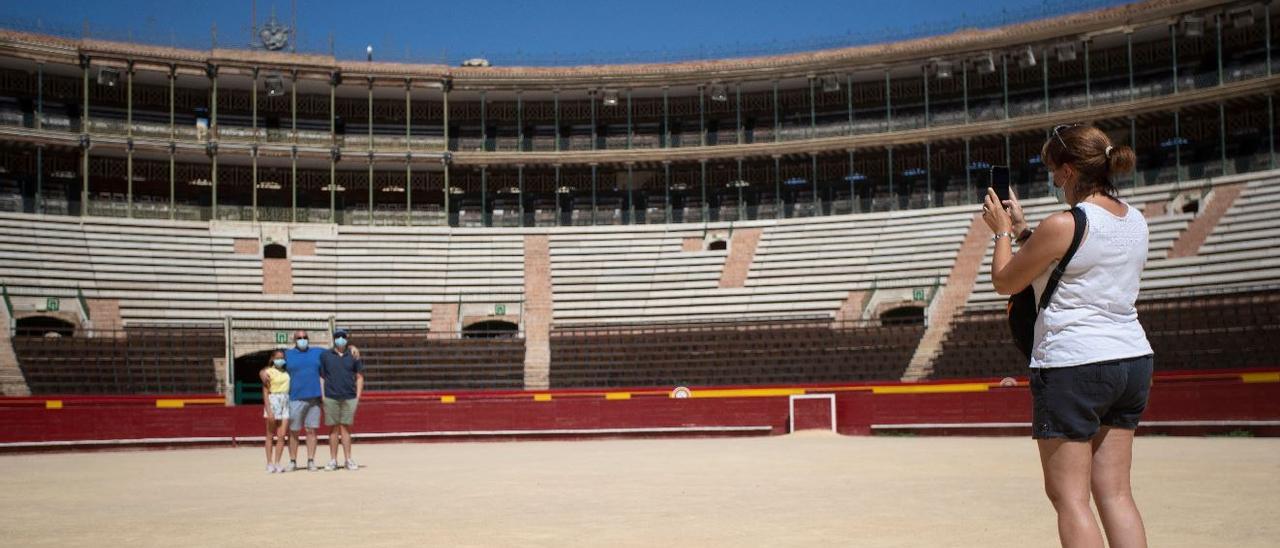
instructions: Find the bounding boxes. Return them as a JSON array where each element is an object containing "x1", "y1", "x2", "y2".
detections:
[{"x1": 789, "y1": 393, "x2": 837, "y2": 433}]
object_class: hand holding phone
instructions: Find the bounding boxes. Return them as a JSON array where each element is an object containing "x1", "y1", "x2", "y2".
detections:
[{"x1": 991, "y1": 166, "x2": 1011, "y2": 203}]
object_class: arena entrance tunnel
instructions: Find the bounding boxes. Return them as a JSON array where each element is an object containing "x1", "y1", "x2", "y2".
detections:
[
  {"x1": 880, "y1": 306, "x2": 926, "y2": 325},
  {"x1": 232, "y1": 350, "x2": 279, "y2": 404},
  {"x1": 15, "y1": 315, "x2": 76, "y2": 337},
  {"x1": 463, "y1": 320, "x2": 520, "y2": 339}
]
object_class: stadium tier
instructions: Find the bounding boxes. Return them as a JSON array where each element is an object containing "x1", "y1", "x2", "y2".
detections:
[
  {"x1": 2, "y1": 170, "x2": 1278, "y2": 394},
  {"x1": 1, "y1": 0, "x2": 1279, "y2": 396}
]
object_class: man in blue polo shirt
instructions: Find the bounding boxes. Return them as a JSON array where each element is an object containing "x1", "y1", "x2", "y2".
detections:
[{"x1": 285, "y1": 329, "x2": 324, "y2": 472}]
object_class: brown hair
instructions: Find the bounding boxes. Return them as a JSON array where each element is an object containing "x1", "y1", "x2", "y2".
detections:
[
  {"x1": 1041, "y1": 125, "x2": 1136, "y2": 199},
  {"x1": 265, "y1": 349, "x2": 284, "y2": 367}
]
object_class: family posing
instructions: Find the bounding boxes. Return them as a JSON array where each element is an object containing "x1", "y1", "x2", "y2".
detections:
[{"x1": 261, "y1": 329, "x2": 365, "y2": 473}]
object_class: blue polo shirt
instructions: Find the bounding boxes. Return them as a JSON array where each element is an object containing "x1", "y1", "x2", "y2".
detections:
[
  {"x1": 285, "y1": 347, "x2": 324, "y2": 400},
  {"x1": 320, "y1": 348, "x2": 364, "y2": 400}
]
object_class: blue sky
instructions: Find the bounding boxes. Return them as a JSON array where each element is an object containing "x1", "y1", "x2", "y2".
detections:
[{"x1": 2, "y1": 0, "x2": 1128, "y2": 65}]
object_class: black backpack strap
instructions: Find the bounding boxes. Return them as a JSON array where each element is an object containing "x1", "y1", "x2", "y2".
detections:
[{"x1": 1037, "y1": 206, "x2": 1088, "y2": 310}]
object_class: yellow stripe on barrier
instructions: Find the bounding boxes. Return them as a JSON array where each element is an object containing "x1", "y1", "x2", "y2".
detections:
[
  {"x1": 155, "y1": 400, "x2": 186, "y2": 409},
  {"x1": 45, "y1": 400, "x2": 62, "y2": 410},
  {"x1": 872, "y1": 383, "x2": 990, "y2": 395},
  {"x1": 183, "y1": 398, "x2": 226, "y2": 406},
  {"x1": 1241, "y1": 372, "x2": 1280, "y2": 383},
  {"x1": 689, "y1": 388, "x2": 806, "y2": 399},
  {"x1": 533, "y1": 394, "x2": 553, "y2": 402},
  {"x1": 605, "y1": 392, "x2": 631, "y2": 400},
  {"x1": 440, "y1": 395, "x2": 457, "y2": 404}
]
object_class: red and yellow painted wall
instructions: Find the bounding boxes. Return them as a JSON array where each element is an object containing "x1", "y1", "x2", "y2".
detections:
[{"x1": 0, "y1": 370, "x2": 1276, "y2": 450}]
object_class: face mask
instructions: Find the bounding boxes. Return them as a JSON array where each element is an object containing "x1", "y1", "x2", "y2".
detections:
[
  {"x1": 334, "y1": 337, "x2": 348, "y2": 347},
  {"x1": 295, "y1": 338, "x2": 309, "y2": 350},
  {"x1": 273, "y1": 358, "x2": 286, "y2": 368},
  {"x1": 1048, "y1": 172, "x2": 1066, "y2": 204}
]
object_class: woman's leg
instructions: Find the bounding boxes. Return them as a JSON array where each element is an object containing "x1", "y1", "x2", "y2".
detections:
[
  {"x1": 1039, "y1": 438, "x2": 1104, "y2": 548},
  {"x1": 272, "y1": 420, "x2": 288, "y2": 466},
  {"x1": 1091, "y1": 427, "x2": 1147, "y2": 548},
  {"x1": 264, "y1": 418, "x2": 274, "y2": 464}
]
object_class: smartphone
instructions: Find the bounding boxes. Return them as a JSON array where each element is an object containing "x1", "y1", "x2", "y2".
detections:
[{"x1": 990, "y1": 166, "x2": 1011, "y2": 203}]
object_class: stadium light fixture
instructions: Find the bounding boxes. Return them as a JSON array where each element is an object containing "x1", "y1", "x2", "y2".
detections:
[
  {"x1": 449, "y1": 186, "x2": 465, "y2": 195},
  {"x1": 1228, "y1": 7, "x2": 1255, "y2": 29},
  {"x1": 820, "y1": 75, "x2": 841, "y2": 93},
  {"x1": 1181, "y1": 15, "x2": 1205, "y2": 37},
  {"x1": 709, "y1": 85, "x2": 728, "y2": 102},
  {"x1": 727, "y1": 180, "x2": 750, "y2": 188},
  {"x1": 1054, "y1": 42, "x2": 1077, "y2": 62},
  {"x1": 97, "y1": 67, "x2": 120, "y2": 87},
  {"x1": 975, "y1": 53, "x2": 996, "y2": 75},
  {"x1": 504, "y1": 186, "x2": 521, "y2": 194},
  {"x1": 264, "y1": 74, "x2": 285, "y2": 97},
  {"x1": 256, "y1": 181, "x2": 282, "y2": 190},
  {"x1": 1017, "y1": 46, "x2": 1036, "y2": 69},
  {"x1": 556, "y1": 186, "x2": 573, "y2": 194},
  {"x1": 602, "y1": 90, "x2": 619, "y2": 107},
  {"x1": 366, "y1": 45, "x2": 373, "y2": 62},
  {"x1": 931, "y1": 60, "x2": 953, "y2": 79},
  {"x1": 671, "y1": 183, "x2": 689, "y2": 191},
  {"x1": 380, "y1": 185, "x2": 405, "y2": 193},
  {"x1": 321, "y1": 184, "x2": 346, "y2": 192},
  {"x1": 188, "y1": 178, "x2": 212, "y2": 187}
]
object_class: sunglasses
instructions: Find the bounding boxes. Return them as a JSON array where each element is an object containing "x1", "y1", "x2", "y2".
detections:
[{"x1": 1052, "y1": 123, "x2": 1081, "y2": 152}]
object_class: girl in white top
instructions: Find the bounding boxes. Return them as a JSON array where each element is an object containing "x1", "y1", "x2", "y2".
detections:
[{"x1": 983, "y1": 124, "x2": 1152, "y2": 548}]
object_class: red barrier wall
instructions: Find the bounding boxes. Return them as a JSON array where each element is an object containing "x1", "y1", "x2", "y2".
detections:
[
  {"x1": 0, "y1": 396, "x2": 790, "y2": 447},
  {"x1": 1, "y1": 376, "x2": 1277, "y2": 449}
]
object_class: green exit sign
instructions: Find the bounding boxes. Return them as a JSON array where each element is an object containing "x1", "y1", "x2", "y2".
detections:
[
  {"x1": 275, "y1": 332, "x2": 288, "y2": 344},
  {"x1": 494, "y1": 304, "x2": 506, "y2": 316},
  {"x1": 913, "y1": 288, "x2": 925, "y2": 301},
  {"x1": 45, "y1": 297, "x2": 59, "y2": 312}
]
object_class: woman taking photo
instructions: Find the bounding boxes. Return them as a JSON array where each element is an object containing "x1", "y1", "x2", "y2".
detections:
[{"x1": 983, "y1": 124, "x2": 1154, "y2": 548}]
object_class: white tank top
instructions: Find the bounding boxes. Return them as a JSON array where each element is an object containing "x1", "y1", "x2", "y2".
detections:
[{"x1": 1029, "y1": 200, "x2": 1153, "y2": 368}]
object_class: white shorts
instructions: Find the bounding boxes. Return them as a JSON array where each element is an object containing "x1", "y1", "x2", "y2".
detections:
[{"x1": 264, "y1": 393, "x2": 290, "y2": 421}]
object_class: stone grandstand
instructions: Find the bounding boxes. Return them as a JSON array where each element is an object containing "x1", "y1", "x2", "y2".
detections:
[
  {"x1": 0, "y1": 0, "x2": 1277, "y2": 397},
  {"x1": 0, "y1": 170, "x2": 1277, "y2": 396}
]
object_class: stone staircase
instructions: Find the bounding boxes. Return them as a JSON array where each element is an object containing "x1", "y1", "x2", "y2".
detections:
[
  {"x1": 831, "y1": 291, "x2": 870, "y2": 323},
  {"x1": 718, "y1": 228, "x2": 763, "y2": 289},
  {"x1": 1168, "y1": 183, "x2": 1246, "y2": 258},
  {"x1": 523, "y1": 235, "x2": 553, "y2": 390},
  {"x1": 901, "y1": 213, "x2": 991, "y2": 381},
  {"x1": 0, "y1": 305, "x2": 31, "y2": 396}
]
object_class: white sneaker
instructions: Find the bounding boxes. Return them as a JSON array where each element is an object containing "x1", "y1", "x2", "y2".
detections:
[
  {"x1": 324, "y1": 460, "x2": 338, "y2": 471},
  {"x1": 307, "y1": 460, "x2": 317, "y2": 472},
  {"x1": 286, "y1": 461, "x2": 297, "y2": 472},
  {"x1": 266, "y1": 464, "x2": 276, "y2": 474},
  {"x1": 275, "y1": 464, "x2": 286, "y2": 473},
  {"x1": 345, "y1": 460, "x2": 359, "y2": 471}
]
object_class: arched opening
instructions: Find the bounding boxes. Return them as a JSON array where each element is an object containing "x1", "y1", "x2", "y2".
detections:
[
  {"x1": 707, "y1": 240, "x2": 728, "y2": 251},
  {"x1": 15, "y1": 315, "x2": 76, "y2": 337},
  {"x1": 462, "y1": 320, "x2": 520, "y2": 339},
  {"x1": 263, "y1": 243, "x2": 287, "y2": 259},
  {"x1": 880, "y1": 305, "x2": 926, "y2": 326},
  {"x1": 233, "y1": 349, "x2": 281, "y2": 404}
]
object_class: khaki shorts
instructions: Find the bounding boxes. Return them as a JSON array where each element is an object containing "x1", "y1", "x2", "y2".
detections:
[{"x1": 323, "y1": 397, "x2": 359, "y2": 426}]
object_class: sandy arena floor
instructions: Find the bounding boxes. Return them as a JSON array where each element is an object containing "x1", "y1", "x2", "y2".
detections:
[{"x1": 0, "y1": 434, "x2": 1276, "y2": 547}]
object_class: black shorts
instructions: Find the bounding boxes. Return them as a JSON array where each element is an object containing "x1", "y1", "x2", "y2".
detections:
[{"x1": 1030, "y1": 354, "x2": 1154, "y2": 441}]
